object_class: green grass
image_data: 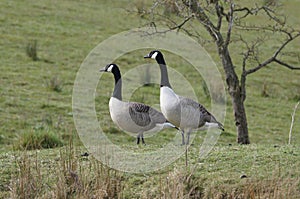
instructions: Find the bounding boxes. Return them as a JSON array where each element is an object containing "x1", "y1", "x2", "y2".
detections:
[{"x1": 0, "y1": 0, "x2": 300, "y2": 198}]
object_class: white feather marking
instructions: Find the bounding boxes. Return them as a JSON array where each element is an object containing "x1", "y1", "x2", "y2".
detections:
[
  {"x1": 151, "y1": 52, "x2": 158, "y2": 59},
  {"x1": 107, "y1": 64, "x2": 114, "y2": 72}
]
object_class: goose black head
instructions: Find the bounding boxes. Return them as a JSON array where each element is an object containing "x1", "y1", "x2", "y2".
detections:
[
  {"x1": 144, "y1": 50, "x2": 162, "y2": 60},
  {"x1": 99, "y1": 63, "x2": 118, "y2": 73}
]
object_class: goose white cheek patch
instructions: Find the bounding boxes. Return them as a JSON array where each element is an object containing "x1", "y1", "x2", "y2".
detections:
[
  {"x1": 151, "y1": 52, "x2": 158, "y2": 59},
  {"x1": 107, "y1": 65, "x2": 114, "y2": 72}
]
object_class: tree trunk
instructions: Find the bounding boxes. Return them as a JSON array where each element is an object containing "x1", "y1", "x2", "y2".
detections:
[
  {"x1": 219, "y1": 46, "x2": 250, "y2": 144},
  {"x1": 231, "y1": 85, "x2": 250, "y2": 144},
  {"x1": 187, "y1": 0, "x2": 250, "y2": 144}
]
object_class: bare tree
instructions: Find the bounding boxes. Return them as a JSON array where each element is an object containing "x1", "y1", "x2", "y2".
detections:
[{"x1": 136, "y1": 0, "x2": 300, "y2": 144}]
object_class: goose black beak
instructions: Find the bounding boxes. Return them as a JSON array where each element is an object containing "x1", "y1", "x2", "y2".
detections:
[
  {"x1": 99, "y1": 67, "x2": 106, "y2": 72},
  {"x1": 144, "y1": 54, "x2": 151, "y2": 59}
]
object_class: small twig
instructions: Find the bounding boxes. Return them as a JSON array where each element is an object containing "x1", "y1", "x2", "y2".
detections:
[
  {"x1": 176, "y1": 16, "x2": 194, "y2": 31},
  {"x1": 233, "y1": 5, "x2": 264, "y2": 19},
  {"x1": 142, "y1": 15, "x2": 193, "y2": 36},
  {"x1": 262, "y1": 6, "x2": 286, "y2": 25},
  {"x1": 289, "y1": 101, "x2": 300, "y2": 145},
  {"x1": 235, "y1": 24, "x2": 296, "y2": 38}
]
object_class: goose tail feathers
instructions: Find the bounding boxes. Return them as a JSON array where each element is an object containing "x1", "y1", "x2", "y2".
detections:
[{"x1": 217, "y1": 122, "x2": 224, "y2": 131}]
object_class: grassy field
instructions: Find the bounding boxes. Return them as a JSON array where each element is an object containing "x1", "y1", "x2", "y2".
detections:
[{"x1": 1, "y1": 0, "x2": 300, "y2": 198}]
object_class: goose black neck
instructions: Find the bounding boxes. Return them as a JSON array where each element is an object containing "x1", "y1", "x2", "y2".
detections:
[
  {"x1": 156, "y1": 54, "x2": 172, "y2": 88},
  {"x1": 112, "y1": 67, "x2": 122, "y2": 100}
]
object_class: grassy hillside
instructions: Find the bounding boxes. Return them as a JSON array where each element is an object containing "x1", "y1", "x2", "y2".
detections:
[{"x1": 0, "y1": 0, "x2": 299, "y2": 198}]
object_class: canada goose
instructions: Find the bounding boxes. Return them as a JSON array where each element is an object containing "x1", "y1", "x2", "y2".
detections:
[
  {"x1": 99, "y1": 63, "x2": 178, "y2": 144},
  {"x1": 144, "y1": 50, "x2": 224, "y2": 145}
]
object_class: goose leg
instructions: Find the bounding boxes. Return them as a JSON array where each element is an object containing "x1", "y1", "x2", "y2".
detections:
[
  {"x1": 186, "y1": 130, "x2": 191, "y2": 145},
  {"x1": 137, "y1": 134, "x2": 140, "y2": 145},
  {"x1": 181, "y1": 130, "x2": 185, "y2": 145},
  {"x1": 141, "y1": 133, "x2": 146, "y2": 145}
]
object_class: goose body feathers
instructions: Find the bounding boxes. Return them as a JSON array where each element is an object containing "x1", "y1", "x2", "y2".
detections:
[
  {"x1": 144, "y1": 50, "x2": 224, "y2": 145},
  {"x1": 100, "y1": 63, "x2": 177, "y2": 144},
  {"x1": 109, "y1": 97, "x2": 171, "y2": 135},
  {"x1": 160, "y1": 87, "x2": 223, "y2": 130}
]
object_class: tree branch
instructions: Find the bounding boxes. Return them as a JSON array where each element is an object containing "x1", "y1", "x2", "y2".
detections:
[
  {"x1": 215, "y1": 2, "x2": 223, "y2": 30},
  {"x1": 273, "y1": 33, "x2": 299, "y2": 57},
  {"x1": 274, "y1": 58, "x2": 300, "y2": 70},
  {"x1": 245, "y1": 57, "x2": 273, "y2": 75},
  {"x1": 174, "y1": 16, "x2": 194, "y2": 31},
  {"x1": 235, "y1": 24, "x2": 297, "y2": 40},
  {"x1": 233, "y1": 5, "x2": 264, "y2": 19},
  {"x1": 234, "y1": 4, "x2": 285, "y2": 28},
  {"x1": 141, "y1": 15, "x2": 193, "y2": 36},
  {"x1": 241, "y1": 50, "x2": 250, "y2": 102},
  {"x1": 184, "y1": 0, "x2": 220, "y2": 42},
  {"x1": 239, "y1": 35, "x2": 262, "y2": 102},
  {"x1": 245, "y1": 33, "x2": 300, "y2": 75},
  {"x1": 225, "y1": 3, "x2": 234, "y2": 47}
]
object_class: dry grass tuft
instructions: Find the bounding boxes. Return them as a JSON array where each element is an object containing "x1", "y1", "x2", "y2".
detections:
[
  {"x1": 204, "y1": 172, "x2": 300, "y2": 199},
  {"x1": 10, "y1": 137, "x2": 123, "y2": 198},
  {"x1": 45, "y1": 76, "x2": 63, "y2": 92},
  {"x1": 26, "y1": 40, "x2": 38, "y2": 61}
]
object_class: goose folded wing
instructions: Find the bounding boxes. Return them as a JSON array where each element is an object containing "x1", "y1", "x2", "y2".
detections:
[
  {"x1": 179, "y1": 97, "x2": 223, "y2": 128},
  {"x1": 128, "y1": 103, "x2": 152, "y2": 127},
  {"x1": 128, "y1": 103, "x2": 167, "y2": 127},
  {"x1": 198, "y1": 102, "x2": 224, "y2": 130}
]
